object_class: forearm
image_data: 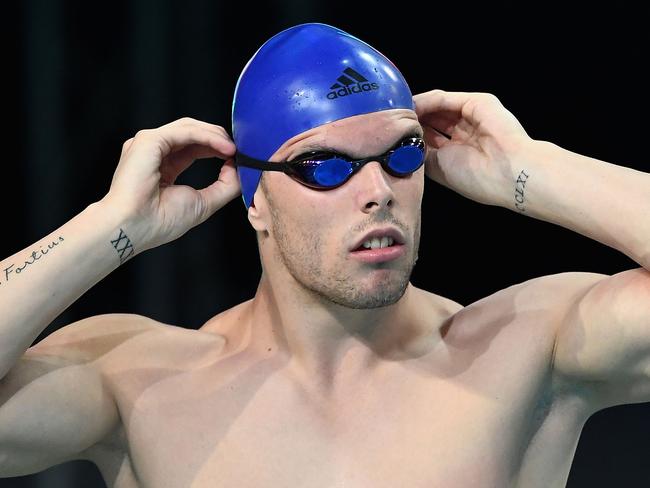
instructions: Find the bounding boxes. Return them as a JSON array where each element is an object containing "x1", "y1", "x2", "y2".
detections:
[
  {"x1": 0, "y1": 200, "x2": 138, "y2": 379},
  {"x1": 504, "y1": 140, "x2": 650, "y2": 270}
]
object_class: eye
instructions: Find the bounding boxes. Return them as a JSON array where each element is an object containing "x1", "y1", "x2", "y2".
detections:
[
  {"x1": 402, "y1": 136, "x2": 423, "y2": 145},
  {"x1": 291, "y1": 152, "x2": 351, "y2": 165},
  {"x1": 289, "y1": 151, "x2": 333, "y2": 163}
]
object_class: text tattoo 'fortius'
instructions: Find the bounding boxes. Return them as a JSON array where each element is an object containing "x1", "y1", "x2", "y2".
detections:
[
  {"x1": 111, "y1": 228, "x2": 135, "y2": 265},
  {"x1": 514, "y1": 169, "x2": 530, "y2": 213},
  {"x1": 1, "y1": 237, "x2": 65, "y2": 286}
]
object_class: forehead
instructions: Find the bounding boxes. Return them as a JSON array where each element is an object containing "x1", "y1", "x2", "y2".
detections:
[{"x1": 272, "y1": 109, "x2": 422, "y2": 161}]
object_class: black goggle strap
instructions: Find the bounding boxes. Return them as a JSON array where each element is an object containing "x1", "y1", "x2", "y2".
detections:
[{"x1": 233, "y1": 152, "x2": 290, "y2": 171}]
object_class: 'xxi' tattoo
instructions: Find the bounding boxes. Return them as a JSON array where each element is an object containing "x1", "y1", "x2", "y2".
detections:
[
  {"x1": 1, "y1": 236, "x2": 65, "y2": 286},
  {"x1": 110, "y1": 228, "x2": 135, "y2": 265},
  {"x1": 514, "y1": 170, "x2": 530, "y2": 213}
]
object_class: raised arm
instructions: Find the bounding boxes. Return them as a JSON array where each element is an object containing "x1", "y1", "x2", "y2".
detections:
[
  {"x1": 0, "y1": 118, "x2": 239, "y2": 379},
  {"x1": 413, "y1": 88, "x2": 650, "y2": 410},
  {"x1": 0, "y1": 117, "x2": 240, "y2": 476},
  {"x1": 0, "y1": 200, "x2": 133, "y2": 380}
]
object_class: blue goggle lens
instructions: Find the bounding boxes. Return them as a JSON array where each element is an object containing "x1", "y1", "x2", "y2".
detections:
[
  {"x1": 312, "y1": 158, "x2": 353, "y2": 186},
  {"x1": 295, "y1": 139, "x2": 424, "y2": 188},
  {"x1": 387, "y1": 144, "x2": 424, "y2": 174}
]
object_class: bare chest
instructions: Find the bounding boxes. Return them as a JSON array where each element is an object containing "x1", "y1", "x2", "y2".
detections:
[
  {"x1": 103, "y1": 322, "x2": 564, "y2": 488},
  {"x1": 96, "y1": 278, "x2": 599, "y2": 488}
]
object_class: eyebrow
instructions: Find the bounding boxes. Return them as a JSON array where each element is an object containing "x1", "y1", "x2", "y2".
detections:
[{"x1": 292, "y1": 126, "x2": 424, "y2": 160}]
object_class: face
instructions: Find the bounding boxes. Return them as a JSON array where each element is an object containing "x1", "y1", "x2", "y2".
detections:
[{"x1": 251, "y1": 109, "x2": 424, "y2": 309}]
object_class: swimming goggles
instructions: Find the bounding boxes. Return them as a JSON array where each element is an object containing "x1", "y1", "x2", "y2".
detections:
[{"x1": 234, "y1": 136, "x2": 425, "y2": 190}]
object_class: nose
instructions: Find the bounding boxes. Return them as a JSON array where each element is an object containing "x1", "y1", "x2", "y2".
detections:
[{"x1": 353, "y1": 160, "x2": 395, "y2": 212}]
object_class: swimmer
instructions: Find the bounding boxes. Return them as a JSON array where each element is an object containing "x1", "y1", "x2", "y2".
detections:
[{"x1": 1, "y1": 23, "x2": 649, "y2": 488}]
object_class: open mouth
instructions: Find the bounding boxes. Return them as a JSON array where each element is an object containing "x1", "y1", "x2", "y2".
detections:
[
  {"x1": 349, "y1": 241, "x2": 406, "y2": 263},
  {"x1": 352, "y1": 236, "x2": 398, "y2": 252}
]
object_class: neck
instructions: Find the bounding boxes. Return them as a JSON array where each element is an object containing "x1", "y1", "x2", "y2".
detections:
[{"x1": 245, "y1": 271, "x2": 437, "y2": 398}]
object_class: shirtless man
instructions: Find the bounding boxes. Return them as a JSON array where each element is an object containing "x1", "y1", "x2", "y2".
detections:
[{"x1": 1, "y1": 22, "x2": 649, "y2": 488}]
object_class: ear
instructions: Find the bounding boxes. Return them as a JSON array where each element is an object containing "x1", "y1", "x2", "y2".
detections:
[{"x1": 247, "y1": 188, "x2": 270, "y2": 233}]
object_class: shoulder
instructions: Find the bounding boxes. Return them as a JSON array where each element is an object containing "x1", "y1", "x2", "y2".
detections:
[
  {"x1": 34, "y1": 312, "x2": 228, "y2": 372},
  {"x1": 433, "y1": 271, "x2": 610, "y2": 347},
  {"x1": 414, "y1": 270, "x2": 606, "y2": 317},
  {"x1": 35, "y1": 312, "x2": 158, "y2": 342},
  {"x1": 30, "y1": 313, "x2": 167, "y2": 363},
  {"x1": 464, "y1": 271, "x2": 609, "y2": 313}
]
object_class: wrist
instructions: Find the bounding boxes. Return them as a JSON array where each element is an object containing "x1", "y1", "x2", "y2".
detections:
[
  {"x1": 89, "y1": 198, "x2": 145, "y2": 260},
  {"x1": 502, "y1": 138, "x2": 555, "y2": 212}
]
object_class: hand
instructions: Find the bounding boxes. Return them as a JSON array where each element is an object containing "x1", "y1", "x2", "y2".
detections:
[
  {"x1": 413, "y1": 89, "x2": 533, "y2": 207},
  {"x1": 101, "y1": 117, "x2": 240, "y2": 253}
]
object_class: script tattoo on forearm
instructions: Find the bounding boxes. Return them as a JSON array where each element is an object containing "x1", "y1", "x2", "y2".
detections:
[
  {"x1": 1, "y1": 237, "x2": 65, "y2": 287},
  {"x1": 110, "y1": 228, "x2": 135, "y2": 265},
  {"x1": 514, "y1": 169, "x2": 530, "y2": 213}
]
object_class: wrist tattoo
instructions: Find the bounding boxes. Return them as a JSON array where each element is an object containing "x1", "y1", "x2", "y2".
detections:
[
  {"x1": 110, "y1": 228, "x2": 135, "y2": 265},
  {"x1": 1, "y1": 236, "x2": 65, "y2": 287},
  {"x1": 514, "y1": 169, "x2": 530, "y2": 213}
]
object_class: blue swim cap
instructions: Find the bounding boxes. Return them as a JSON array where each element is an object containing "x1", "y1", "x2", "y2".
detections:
[{"x1": 231, "y1": 23, "x2": 415, "y2": 209}]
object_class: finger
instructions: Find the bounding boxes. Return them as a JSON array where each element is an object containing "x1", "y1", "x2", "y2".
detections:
[
  {"x1": 423, "y1": 146, "x2": 444, "y2": 186},
  {"x1": 132, "y1": 122, "x2": 235, "y2": 164},
  {"x1": 160, "y1": 144, "x2": 226, "y2": 186},
  {"x1": 121, "y1": 137, "x2": 135, "y2": 155},
  {"x1": 126, "y1": 125, "x2": 235, "y2": 185},
  {"x1": 413, "y1": 89, "x2": 474, "y2": 117},
  {"x1": 196, "y1": 159, "x2": 241, "y2": 221},
  {"x1": 164, "y1": 117, "x2": 236, "y2": 152},
  {"x1": 423, "y1": 148, "x2": 456, "y2": 190},
  {"x1": 423, "y1": 126, "x2": 451, "y2": 149},
  {"x1": 160, "y1": 117, "x2": 232, "y2": 138},
  {"x1": 413, "y1": 92, "x2": 467, "y2": 133},
  {"x1": 419, "y1": 112, "x2": 458, "y2": 138},
  {"x1": 414, "y1": 90, "x2": 506, "y2": 134},
  {"x1": 453, "y1": 117, "x2": 476, "y2": 140},
  {"x1": 161, "y1": 123, "x2": 236, "y2": 159}
]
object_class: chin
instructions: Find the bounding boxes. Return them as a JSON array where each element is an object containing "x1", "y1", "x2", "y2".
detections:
[{"x1": 326, "y1": 276, "x2": 410, "y2": 309}]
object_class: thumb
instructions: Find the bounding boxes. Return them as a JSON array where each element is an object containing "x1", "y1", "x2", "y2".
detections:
[
  {"x1": 424, "y1": 147, "x2": 452, "y2": 190},
  {"x1": 197, "y1": 159, "x2": 242, "y2": 222}
]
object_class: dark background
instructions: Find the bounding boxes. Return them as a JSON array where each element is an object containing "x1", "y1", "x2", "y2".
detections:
[{"x1": 3, "y1": 1, "x2": 649, "y2": 486}]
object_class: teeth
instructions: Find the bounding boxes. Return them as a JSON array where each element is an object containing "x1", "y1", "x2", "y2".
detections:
[{"x1": 362, "y1": 236, "x2": 394, "y2": 249}]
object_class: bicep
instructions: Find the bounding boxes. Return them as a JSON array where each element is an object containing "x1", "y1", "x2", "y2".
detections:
[
  {"x1": 0, "y1": 354, "x2": 119, "y2": 476},
  {"x1": 0, "y1": 313, "x2": 150, "y2": 477},
  {"x1": 553, "y1": 267, "x2": 650, "y2": 409}
]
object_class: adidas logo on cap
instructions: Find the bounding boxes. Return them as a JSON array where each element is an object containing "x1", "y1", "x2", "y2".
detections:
[{"x1": 327, "y1": 67, "x2": 379, "y2": 100}]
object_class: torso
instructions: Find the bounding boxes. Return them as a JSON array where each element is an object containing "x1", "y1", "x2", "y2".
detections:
[{"x1": 85, "y1": 275, "x2": 598, "y2": 488}]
